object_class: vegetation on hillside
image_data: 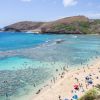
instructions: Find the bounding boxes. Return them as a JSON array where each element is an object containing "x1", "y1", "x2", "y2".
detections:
[
  {"x1": 79, "y1": 85, "x2": 100, "y2": 100},
  {"x1": 50, "y1": 21, "x2": 91, "y2": 34}
]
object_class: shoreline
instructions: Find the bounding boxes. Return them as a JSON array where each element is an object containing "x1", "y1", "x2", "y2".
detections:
[
  {"x1": 32, "y1": 57, "x2": 100, "y2": 100},
  {"x1": 11, "y1": 56, "x2": 100, "y2": 100},
  {"x1": 1, "y1": 31, "x2": 100, "y2": 35}
]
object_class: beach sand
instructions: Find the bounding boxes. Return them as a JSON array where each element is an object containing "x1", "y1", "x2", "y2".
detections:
[{"x1": 29, "y1": 57, "x2": 100, "y2": 100}]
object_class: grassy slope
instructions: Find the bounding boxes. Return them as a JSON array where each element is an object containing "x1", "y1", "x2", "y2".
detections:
[
  {"x1": 79, "y1": 85, "x2": 100, "y2": 100},
  {"x1": 51, "y1": 21, "x2": 100, "y2": 34},
  {"x1": 41, "y1": 16, "x2": 100, "y2": 34}
]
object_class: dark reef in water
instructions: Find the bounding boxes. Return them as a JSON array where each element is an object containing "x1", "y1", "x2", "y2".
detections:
[{"x1": 0, "y1": 68, "x2": 51, "y2": 97}]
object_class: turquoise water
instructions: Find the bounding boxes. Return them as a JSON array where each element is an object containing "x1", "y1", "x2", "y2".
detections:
[
  {"x1": 0, "y1": 56, "x2": 65, "y2": 70},
  {"x1": 0, "y1": 32, "x2": 100, "y2": 100}
]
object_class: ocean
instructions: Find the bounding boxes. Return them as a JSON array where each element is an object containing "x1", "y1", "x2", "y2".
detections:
[{"x1": 0, "y1": 32, "x2": 100, "y2": 100}]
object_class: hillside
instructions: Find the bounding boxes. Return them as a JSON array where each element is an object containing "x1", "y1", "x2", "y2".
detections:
[
  {"x1": 4, "y1": 16, "x2": 100, "y2": 34},
  {"x1": 4, "y1": 21, "x2": 44, "y2": 32}
]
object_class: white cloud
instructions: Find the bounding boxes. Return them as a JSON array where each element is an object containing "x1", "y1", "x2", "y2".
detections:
[
  {"x1": 63, "y1": 0, "x2": 78, "y2": 7},
  {"x1": 21, "y1": 0, "x2": 32, "y2": 2}
]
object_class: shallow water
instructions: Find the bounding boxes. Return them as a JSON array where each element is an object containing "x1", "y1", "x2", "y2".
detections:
[{"x1": 0, "y1": 32, "x2": 100, "y2": 100}]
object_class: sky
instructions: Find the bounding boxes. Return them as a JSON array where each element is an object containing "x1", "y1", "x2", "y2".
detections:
[{"x1": 0, "y1": 0, "x2": 100, "y2": 27}]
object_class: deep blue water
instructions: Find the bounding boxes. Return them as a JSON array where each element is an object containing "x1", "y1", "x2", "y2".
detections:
[{"x1": 0, "y1": 32, "x2": 56, "y2": 51}]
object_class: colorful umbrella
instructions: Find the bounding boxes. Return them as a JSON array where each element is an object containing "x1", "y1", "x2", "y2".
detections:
[
  {"x1": 74, "y1": 85, "x2": 79, "y2": 90},
  {"x1": 72, "y1": 94, "x2": 78, "y2": 100}
]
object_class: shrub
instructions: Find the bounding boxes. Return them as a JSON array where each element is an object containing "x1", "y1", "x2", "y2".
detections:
[{"x1": 79, "y1": 89, "x2": 98, "y2": 100}]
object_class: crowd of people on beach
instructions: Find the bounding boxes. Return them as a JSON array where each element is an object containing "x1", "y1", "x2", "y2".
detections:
[
  {"x1": 33, "y1": 56, "x2": 100, "y2": 100},
  {"x1": 57, "y1": 60, "x2": 100, "y2": 100}
]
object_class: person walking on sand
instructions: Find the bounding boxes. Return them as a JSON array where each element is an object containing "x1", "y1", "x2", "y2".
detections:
[{"x1": 58, "y1": 95, "x2": 62, "y2": 100}]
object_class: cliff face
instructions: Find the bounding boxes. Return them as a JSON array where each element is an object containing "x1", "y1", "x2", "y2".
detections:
[{"x1": 4, "y1": 16, "x2": 100, "y2": 34}]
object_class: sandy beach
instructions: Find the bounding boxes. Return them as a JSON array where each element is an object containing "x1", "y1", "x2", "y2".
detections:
[{"x1": 27, "y1": 57, "x2": 100, "y2": 100}]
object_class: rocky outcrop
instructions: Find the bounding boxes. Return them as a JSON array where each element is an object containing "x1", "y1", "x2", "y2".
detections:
[{"x1": 3, "y1": 16, "x2": 100, "y2": 34}]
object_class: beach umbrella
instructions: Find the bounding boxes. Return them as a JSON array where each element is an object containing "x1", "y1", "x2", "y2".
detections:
[
  {"x1": 74, "y1": 85, "x2": 79, "y2": 90},
  {"x1": 72, "y1": 94, "x2": 78, "y2": 100},
  {"x1": 88, "y1": 80, "x2": 93, "y2": 84}
]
